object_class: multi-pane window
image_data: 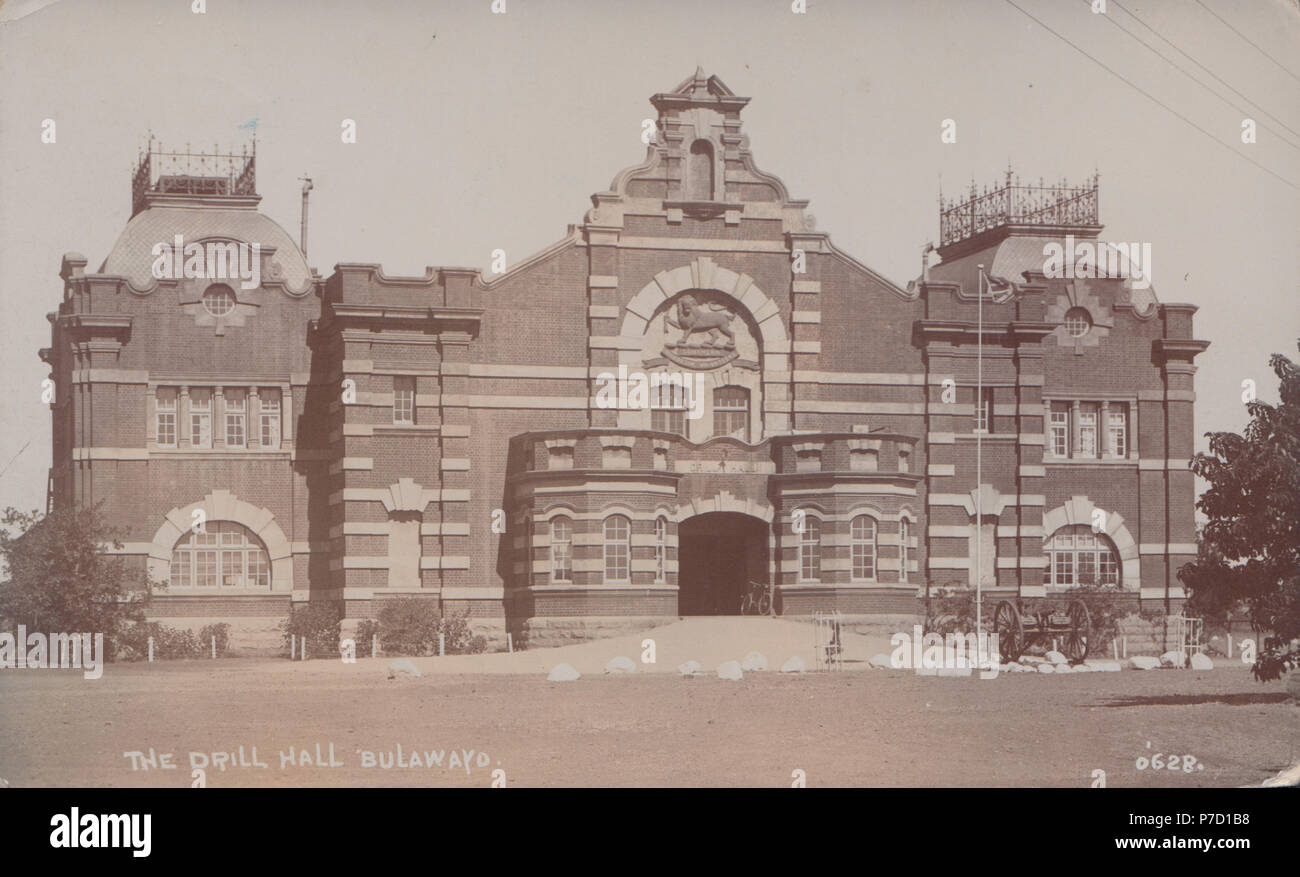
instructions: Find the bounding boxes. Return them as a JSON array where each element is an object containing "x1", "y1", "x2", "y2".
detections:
[
  {"x1": 225, "y1": 390, "x2": 246, "y2": 448},
  {"x1": 603, "y1": 515, "x2": 631, "y2": 582},
  {"x1": 851, "y1": 515, "x2": 877, "y2": 581},
  {"x1": 974, "y1": 387, "x2": 994, "y2": 433},
  {"x1": 1078, "y1": 407, "x2": 1097, "y2": 457},
  {"x1": 393, "y1": 377, "x2": 415, "y2": 425},
  {"x1": 260, "y1": 390, "x2": 281, "y2": 449},
  {"x1": 156, "y1": 390, "x2": 177, "y2": 447},
  {"x1": 712, "y1": 386, "x2": 749, "y2": 441},
  {"x1": 1108, "y1": 405, "x2": 1128, "y2": 458},
  {"x1": 799, "y1": 516, "x2": 821, "y2": 581},
  {"x1": 550, "y1": 516, "x2": 573, "y2": 583},
  {"x1": 169, "y1": 521, "x2": 270, "y2": 590},
  {"x1": 1049, "y1": 404, "x2": 1069, "y2": 457},
  {"x1": 650, "y1": 381, "x2": 689, "y2": 437},
  {"x1": 190, "y1": 390, "x2": 212, "y2": 448},
  {"x1": 1043, "y1": 525, "x2": 1120, "y2": 588},
  {"x1": 899, "y1": 518, "x2": 910, "y2": 583},
  {"x1": 655, "y1": 516, "x2": 667, "y2": 583}
]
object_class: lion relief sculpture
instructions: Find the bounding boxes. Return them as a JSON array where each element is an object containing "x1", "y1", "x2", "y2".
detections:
[{"x1": 664, "y1": 294, "x2": 736, "y2": 350}]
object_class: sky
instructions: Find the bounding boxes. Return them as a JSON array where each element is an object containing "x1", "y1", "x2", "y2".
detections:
[{"x1": 0, "y1": 0, "x2": 1297, "y2": 516}]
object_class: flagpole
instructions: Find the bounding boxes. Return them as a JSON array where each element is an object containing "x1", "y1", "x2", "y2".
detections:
[{"x1": 976, "y1": 264, "x2": 984, "y2": 636}]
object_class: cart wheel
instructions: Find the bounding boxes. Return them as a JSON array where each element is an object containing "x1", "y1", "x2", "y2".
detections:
[
  {"x1": 758, "y1": 593, "x2": 772, "y2": 616},
  {"x1": 1064, "y1": 600, "x2": 1091, "y2": 661},
  {"x1": 994, "y1": 601, "x2": 1023, "y2": 662}
]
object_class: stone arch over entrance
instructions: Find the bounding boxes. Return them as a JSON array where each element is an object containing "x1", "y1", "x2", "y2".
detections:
[
  {"x1": 677, "y1": 510, "x2": 771, "y2": 615},
  {"x1": 146, "y1": 489, "x2": 292, "y2": 591},
  {"x1": 1042, "y1": 495, "x2": 1140, "y2": 588}
]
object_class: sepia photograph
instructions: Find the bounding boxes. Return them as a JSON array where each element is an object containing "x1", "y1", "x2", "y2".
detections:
[{"x1": 0, "y1": 0, "x2": 1296, "y2": 856}]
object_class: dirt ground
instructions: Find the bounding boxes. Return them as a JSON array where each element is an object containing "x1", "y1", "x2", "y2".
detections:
[{"x1": 1, "y1": 656, "x2": 1295, "y2": 788}]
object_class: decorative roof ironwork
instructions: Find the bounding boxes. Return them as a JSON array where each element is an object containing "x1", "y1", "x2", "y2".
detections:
[
  {"x1": 939, "y1": 170, "x2": 1099, "y2": 248},
  {"x1": 131, "y1": 136, "x2": 256, "y2": 216}
]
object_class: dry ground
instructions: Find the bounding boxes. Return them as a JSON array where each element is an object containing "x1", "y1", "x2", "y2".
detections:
[{"x1": 1, "y1": 643, "x2": 1295, "y2": 788}]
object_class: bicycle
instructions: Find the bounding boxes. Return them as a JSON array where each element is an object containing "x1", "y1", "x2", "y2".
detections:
[{"x1": 739, "y1": 580, "x2": 773, "y2": 616}]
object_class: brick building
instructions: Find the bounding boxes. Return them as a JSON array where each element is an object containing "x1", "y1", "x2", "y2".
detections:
[{"x1": 42, "y1": 71, "x2": 1208, "y2": 650}]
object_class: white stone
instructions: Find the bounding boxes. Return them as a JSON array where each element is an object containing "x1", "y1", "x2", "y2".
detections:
[
  {"x1": 1129, "y1": 655, "x2": 1161, "y2": 670},
  {"x1": 604, "y1": 656, "x2": 636, "y2": 674},
  {"x1": 1036, "y1": 663, "x2": 1055, "y2": 674},
  {"x1": 678, "y1": 660, "x2": 702, "y2": 677},
  {"x1": 1045, "y1": 650, "x2": 1068, "y2": 665},
  {"x1": 869, "y1": 653, "x2": 895, "y2": 669},
  {"x1": 717, "y1": 660, "x2": 743, "y2": 681},
  {"x1": 547, "y1": 663, "x2": 581, "y2": 682},
  {"x1": 387, "y1": 658, "x2": 421, "y2": 679},
  {"x1": 780, "y1": 656, "x2": 805, "y2": 673},
  {"x1": 741, "y1": 651, "x2": 768, "y2": 672},
  {"x1": 1190, "y1": 653, "x2": 1214, "y2": 671},
  {"x1": 1161, "y1": 650, "x2": 1187, "y2": 668}
]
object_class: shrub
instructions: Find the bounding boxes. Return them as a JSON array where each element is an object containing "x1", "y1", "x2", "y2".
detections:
[
  {"x1": 280, "y1": 602, "x2": 342, "y2": 658},
  {"x1": 368, "y1": 599, "x2": 489, "y2": 656},
  {"x1": 198, "y1": 623, "x2": 231, "y2": 657},
  {"x1": 116, "y1": 622, "x2": 202, "y2": 661},
  {"x1": 375, "y1": 597, "x2": 441, "y2": 655},
  {"x1": 1063, "y1": 584, "x2": 1126, "y2": 654},
  {"x1": 354, "y1": 618, "x2": 381, "y2": 658},
  {"x1": 1252, "y1": 637, "x2": 1299, "y2": 682},
  {"x1": 922, "y1": 586, "x2": 978, "y2": 636}
]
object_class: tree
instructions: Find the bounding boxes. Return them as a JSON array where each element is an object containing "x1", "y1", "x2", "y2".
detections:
[
  {"x1": 1180, "y1": 343, "x2": 1300, "y2": 648},
  {"x1": 0, "y1": 503, "x2": 156, "y2": 654}
]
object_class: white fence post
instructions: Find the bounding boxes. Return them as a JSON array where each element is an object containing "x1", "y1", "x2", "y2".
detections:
[
  {"x1": 507, "y1": 633, "x2": 513, "y2": 654},
  {"x1": 372, "y1": 633, "x2": 379, "y2": 658},
  {"x1": 439, "y1": 633, "x2": 445, "y2": 657},
  {"x1": 211, "y1": 636, "x2": 216, "y2": 660},
  {"x1": 147, "y1": 636, "x2": 154, "y2": 662}
]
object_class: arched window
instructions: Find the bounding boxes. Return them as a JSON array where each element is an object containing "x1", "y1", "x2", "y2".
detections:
[
  {"x1": 550, "y1": 516, "x2": 573, "y2": 584},
  {"x1": 169, "y1": 521, "x2": 270, "y2": 589},
  {"x1": 713, "y1": 386, "x2": 749, "y2": 441},
  {"x1": 899, "y1": 518, "x2": 911, "y2": 583},
  {"x1": 686, "y1": 139, "x2": 714, "y2": 200},
  {"x1": 603, "y1": 515, "x2": 631, "y2": 582},
  {"x1": 1044, "y1": 525, "x2": 1119, "y2": 588},
  {"x1": 851, "y1": 515, "x2": 877, "y2": 581},
  {"x1": 799, "y1": 516, "x2": 822, "y2": 581},
  {"x1": 655, "y1": 516, "x2": 668, "y2": 583}
]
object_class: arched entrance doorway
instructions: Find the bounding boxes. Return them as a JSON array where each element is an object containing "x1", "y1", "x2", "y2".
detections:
[{"x1": 677, "y1": 512, "x2": 770, "y2": 615}]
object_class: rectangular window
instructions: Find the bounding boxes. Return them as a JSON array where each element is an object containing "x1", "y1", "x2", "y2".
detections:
[
  {"x1": 899, "y1": 519, "x2": 910, "y2": 583},
  {"x1": 1108, "y1": 405, "x2": 1127, "y2": 458},
  {"x1": 220, "y1": 550, "x2": 245, "y2": 588},
  {"x1": 194, "y1": 549, "x2": 218, "y2": 588},
  {"x1": 551, "y1": 518, "x2": 573, "y2": 583},
  {"x1": 975, "y1": 387, "x2": 994, "y2": 433},
  {"x1": 1054, "y1": 552, "x2": 1074, "y2": 586},
  {"x1": 898, "y1": 450, "x2": 911, "y2": 474},
  {"x1": 156, "y1": 390, "x2": 177, "y2": 447},
  {"x1": 225, "y1": 390, "x2": 246, "y2": 448},
  {"x1": 1050, "y1": 404, "x2": 1069, "y2": 457},
  {"x1": 651, "y1": 380, "x2": 689, "y2": 437},
  {"x1": 1098, "y1": 551, "x2": 1118, "y2": 585},
  {"x1": 393, "y1": 377, "x2": 415, "y2": 425},
  {"x1": 260, "y1": 390, "x2": 281, "y2": 449},
  {"x1": 712, "y1": 387, "x2": 749, "y2": 442},
  {"x1": 170, "y1": 552, "x2": 191, "y2": 589},
  {"x1": 190, "y1": 390, "x2": 212, "y2": 448},
  {"x1": 1078, "y1": 407, "x2": 1097, "y2": 458}
]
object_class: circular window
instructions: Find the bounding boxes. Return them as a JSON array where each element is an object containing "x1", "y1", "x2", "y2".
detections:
[
  {"x1": 1063, "y1": 307, "x2": 1092, "y2": 337},
  {"x1": 202, "y1": 285, "x2": 236, "y2": 317}
]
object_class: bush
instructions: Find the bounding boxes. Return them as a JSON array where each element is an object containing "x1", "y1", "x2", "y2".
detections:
[
  {"x1": 368, "y1": 599, "x2": 489, "y2": 656},
  {"x1": 198, "y1": 623, "x2": 231, "y2": 657},
  {"x1": 280, "y1": 602, "x2": 343, "y2": 658},
  {"x1": 922, "y1": 586, "x2": 979, "y2": 636},
  {"x1": 354, "y1": 619, "x2": 380, "y2": 658},
  {"x1": 1063, "y1": 584, "x2": 1127, "y2": 654},
  {"x1": 1252, "y1": 638, "x2": 1299, "y2": 682},
  {"x1": 116, "y1": 622, "x2": 202, "y2": 661}
]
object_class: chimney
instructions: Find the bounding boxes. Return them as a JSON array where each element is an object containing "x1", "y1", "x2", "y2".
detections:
[{"x1": 299, "y1": 176, "x2": 313, "y2": 256}]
